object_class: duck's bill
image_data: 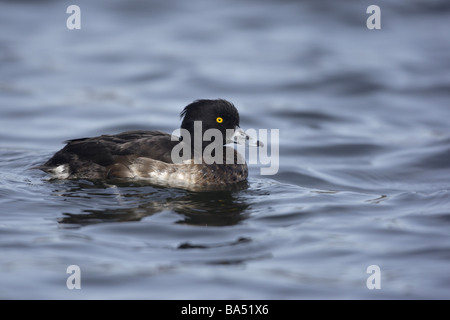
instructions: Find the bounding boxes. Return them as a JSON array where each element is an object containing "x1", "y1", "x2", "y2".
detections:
[{"x1": 230, "y1": 128, "x2": 264, "y2": 147}]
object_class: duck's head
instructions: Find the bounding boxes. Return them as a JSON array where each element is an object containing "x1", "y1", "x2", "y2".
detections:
[{"x1": 180, "y1": 99, "x2": 261, "y2": 148}]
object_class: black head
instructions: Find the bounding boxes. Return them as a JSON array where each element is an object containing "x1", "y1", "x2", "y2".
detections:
[{"x1": 180, "y1": 99, "x2": 240, "y2": 146}]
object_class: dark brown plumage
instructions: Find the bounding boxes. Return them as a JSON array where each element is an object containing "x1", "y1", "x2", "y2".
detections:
[{"x1": 38, "y1": 99, "x2": 257, "y2": 190}]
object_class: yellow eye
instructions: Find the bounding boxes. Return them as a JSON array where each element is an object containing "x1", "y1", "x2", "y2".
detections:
[{"x1": 216, "y1": 117, "x2": 223, "y2": 123}]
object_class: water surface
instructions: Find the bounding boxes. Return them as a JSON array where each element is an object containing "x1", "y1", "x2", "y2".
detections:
[{"x1": 1, "y1": 0, "x2": 450, "y2": 299}]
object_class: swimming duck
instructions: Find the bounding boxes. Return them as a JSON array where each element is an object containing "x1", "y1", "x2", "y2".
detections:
[{"x1": 38, "y1": 99, "x2": 261, "y2": 190}]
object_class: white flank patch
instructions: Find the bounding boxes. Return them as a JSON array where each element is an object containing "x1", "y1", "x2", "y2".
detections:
[{"x1": 51, "y1": 165, "x2": 70, "y2": 179}]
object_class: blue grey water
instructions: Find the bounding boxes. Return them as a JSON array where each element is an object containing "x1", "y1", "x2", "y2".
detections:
[{"x1": 1, "y1": 0, "x2": 450, "y2": 299}]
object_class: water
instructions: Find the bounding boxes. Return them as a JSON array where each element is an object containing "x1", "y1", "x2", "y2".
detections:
[{"x1": 1, "y1": 0, "x2": 450, "y2": 299}]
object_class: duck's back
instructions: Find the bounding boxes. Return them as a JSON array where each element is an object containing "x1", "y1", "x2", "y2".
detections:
[{"x1": 40, "y1": 130, "x2": 177, "y2": 179}]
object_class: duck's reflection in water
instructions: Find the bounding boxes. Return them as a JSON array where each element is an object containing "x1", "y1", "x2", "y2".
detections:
[{"x1": 57, "y1": 181, "x2": 250, "y2": 227}]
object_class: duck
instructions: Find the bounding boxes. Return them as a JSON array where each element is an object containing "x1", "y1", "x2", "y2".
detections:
[{"x1": 38, "y1": 99, "x2": 261, "y2": 190}]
